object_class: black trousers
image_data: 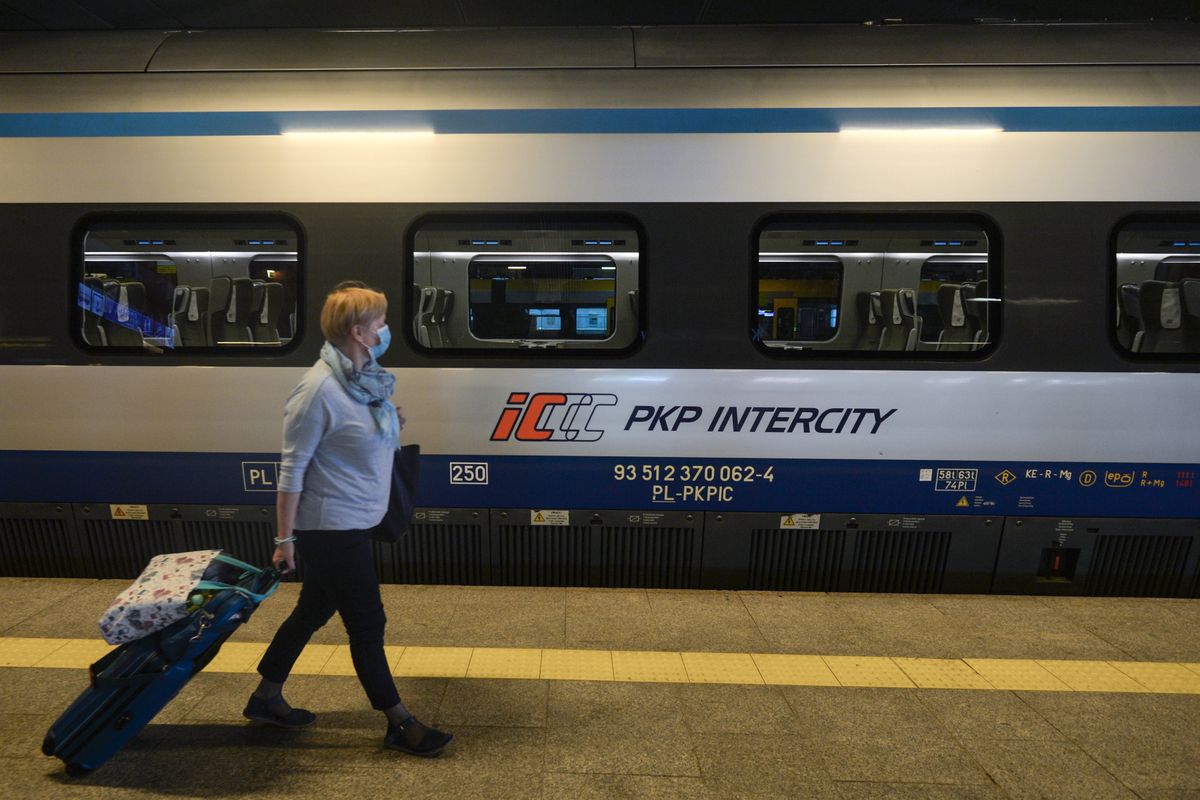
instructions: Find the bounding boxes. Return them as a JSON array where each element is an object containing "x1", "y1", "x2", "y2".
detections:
[{"x1": 257, "y1": 529, "x2": 401, "y2": 711}]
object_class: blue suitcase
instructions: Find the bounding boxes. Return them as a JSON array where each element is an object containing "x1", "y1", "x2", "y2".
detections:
[{"x1": 42, "y1": 555, "x2": 280, "y2": 775}]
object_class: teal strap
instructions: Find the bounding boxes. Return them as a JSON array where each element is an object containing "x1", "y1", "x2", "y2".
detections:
[
  {"x1": 194, "y1": 579, "x2": 276, "y2": 604},
  {"x1": 213, "y1": 552, "x2": 263, "y2": 574}
]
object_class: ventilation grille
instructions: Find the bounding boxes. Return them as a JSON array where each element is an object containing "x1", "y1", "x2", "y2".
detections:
[
  {"x1": 849, "y1": 529, "x2": 951, "y2": 593},
  {"x1": 748, "y1": 528, "x2": 845, "y2": 591},
  {"x1": 377, "y1": 522, "x2": 488, "y2": 585},
  {"x1": 1085, "y1": 534, "x2": 1192, "y2": 597},
  {"x1": 597, "y1": 526, "x2": 696, "y2": 588},
  {"x1": 495, "y1": 524, "x2": 589, "y2": 587},
  {"x1": 83, "y1": 520, "x2": 179, "y2": 579},
  {"x1": 0, "y1": 518, "x2": 84, "y2": 578}
]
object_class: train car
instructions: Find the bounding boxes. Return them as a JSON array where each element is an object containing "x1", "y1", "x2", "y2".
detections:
[{"x1": 0, "y1": 24, "x2": 1198, "y2": 596}]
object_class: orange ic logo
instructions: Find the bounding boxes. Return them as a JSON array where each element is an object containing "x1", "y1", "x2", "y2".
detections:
[{"x1": 490, "y1": 392, "x2": 617, "y2": 442}]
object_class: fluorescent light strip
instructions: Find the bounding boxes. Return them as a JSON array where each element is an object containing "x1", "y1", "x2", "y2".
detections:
[
  {"x1": 281, "y1": 129, "x2": 436, "y2": 138},
  {"x1": 839, "y1": 126, "x2": 1004, "y2": 135}
]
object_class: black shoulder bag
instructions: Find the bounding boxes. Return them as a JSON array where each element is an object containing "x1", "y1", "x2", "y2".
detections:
[{"x1": 369, "y1": 444, "x2": 420, "y2": 543}]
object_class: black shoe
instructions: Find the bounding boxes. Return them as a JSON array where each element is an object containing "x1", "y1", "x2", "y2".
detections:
[
  {"x1": 384, "y1": 716, "x2": 453, "y2": 757},
  {"x1": 243, "y1": 694, "x2": 317, "y2": 728}
]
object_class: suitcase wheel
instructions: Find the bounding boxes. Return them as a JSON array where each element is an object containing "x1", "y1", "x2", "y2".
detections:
[
  {"x1": 65, "y1": 763, "x2": 94, "y2": 777},
  {"x1": 41, "y1": 732, "x2": 56, "y2": 757}
]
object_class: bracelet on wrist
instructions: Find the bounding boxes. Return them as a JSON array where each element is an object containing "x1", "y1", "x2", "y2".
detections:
[{"x1": 273, "y1": 536, "x2": 297, "y2": 545}]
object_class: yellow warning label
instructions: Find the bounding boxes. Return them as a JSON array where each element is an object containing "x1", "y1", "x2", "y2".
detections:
[
  {"x1": 956, "y1": 496, "x2": 970, "y2": 508},
  {"x1": 109, "y1": 504, "x2": 149, "y2": 521},
  {"x1": 530, "y1": 509, "x2": 570, "y2": 527},
  {"x1": 779, "y1": 514, "x2": 821, "y2": 530}
]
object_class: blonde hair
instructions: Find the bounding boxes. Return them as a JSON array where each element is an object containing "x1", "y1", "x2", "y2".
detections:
[{"x1": 320, "y1": 283, "x2": 387, "y2": 342}]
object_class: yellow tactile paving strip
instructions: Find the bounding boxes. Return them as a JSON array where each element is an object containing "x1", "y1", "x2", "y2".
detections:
[{"x1": 2, "y1": 636, "x2": 1199, "y2": 694}]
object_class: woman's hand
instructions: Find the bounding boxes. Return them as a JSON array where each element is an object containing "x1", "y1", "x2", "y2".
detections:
[
  {"x1": 395, "y1": 405, "x2": 406, "y2": 430},
  {"x1": 273, "y1": 541, "x2": 296, "y2": 574}
]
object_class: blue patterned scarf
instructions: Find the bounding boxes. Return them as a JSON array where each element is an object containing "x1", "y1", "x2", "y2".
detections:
[{"x1": 320, "y1": 341, "x2": 400, "y2": 448}]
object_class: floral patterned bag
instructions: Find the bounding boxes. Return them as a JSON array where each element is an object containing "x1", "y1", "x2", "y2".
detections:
[{"x1": 98, "y1": 550, "x2": 222, "y2": 645}]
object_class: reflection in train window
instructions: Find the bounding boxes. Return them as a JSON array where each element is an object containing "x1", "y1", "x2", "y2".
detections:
[
  {"x1": 412, "y1": 221, "x2": 640, "y2": 351},
  {"x1": 1114, "y1": 222, "x2": 1200, "y2": 355},
  {"x1": 756, "y1": 258, "x2": 842, "y2": 343},
  {"x1": 78, "y1": 221, "x2": 300, "y2": 351},
  {"x1": 756, "y1": 222, "x2": 994, "y2": 353},
  {"x1": 468, "y1": 258, "x2": 616, "y2": 341}
]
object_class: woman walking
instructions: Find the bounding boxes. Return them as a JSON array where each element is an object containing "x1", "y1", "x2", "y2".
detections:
[{"x1": 244, "y1": 281, "x2": 452, "y2": 757}]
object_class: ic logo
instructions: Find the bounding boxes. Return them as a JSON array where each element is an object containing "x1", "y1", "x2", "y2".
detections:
[{"x1": 490, "y1": 392, "x2": 618, "y2": 442}]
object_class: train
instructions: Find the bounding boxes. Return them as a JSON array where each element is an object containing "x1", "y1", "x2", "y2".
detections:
[{"x1": 0, "y1": 23, "x2": 1198, "y2": 596}]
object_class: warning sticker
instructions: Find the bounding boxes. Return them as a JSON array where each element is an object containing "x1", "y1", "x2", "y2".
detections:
[
  {"x1": 110, "y1": 504, "x2": 149, "y2": 521},
  {"x1": 531, "y1": 509, "x2": 570, "y2": 527},
  {"x1": 780, "y1": 514, "x2": 821, "y2": 530},
  {"x1": 955, "y1": 496, "x2": 970, "y2": 508}
]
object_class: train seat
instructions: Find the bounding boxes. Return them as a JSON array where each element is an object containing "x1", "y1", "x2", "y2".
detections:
[
  {"x1": 100, "y1": 279, "x2": 145, "y2": 347},
  {"x1": 278, "y1": 284, "x2": 296, "y2": 340},
  {"x1": 876, "y1": 289, "x2": 921, "y2": 351},
  {"x1": 1119, "y1": 283, "x2": 1144, "y2": 351},
  {"x1": 1178, "y1": 278, "x2": 1200, "y2": 350},
  {"x1": 209, "y1": 276, "x2": 254, "y2": 345},
  {"x1": 172, "y1": 285, "x2": 209, "y2": 347},
  {"x1": 230, "y1": 277, "x2": 255, "y2": 342},
  {"x1": 853, "y1": 291, "x2": 884, "y2": 350},
  {"x1": 431, "y1": 288, "x2": 454, "y2": 346},
  {"x1": 208, "y1": 276, "x2": 232, "y2": 344},
  {"x1": 935, "y1": 283, "x2": 974, "y2": 351},
  {"x1": 971, "y1": 279, "x2": 991, "y2": 346},
  {"x1": 960, "y1": 282, "x2": 987, "y2": 349},
  {"x1": 873, "y1": 290, "x2": 904, "y2": 351},
  {"x1": 249, "y1": 280, "x2": 265, "y2": 335},
  {"x1": 897, "y1": 287, "x2": 922, "y2": 350},
  {"x1": 1137, "y1": 280, "x2": 1185, "y2": 353},
  {"x1": 170, "y1": 286, "x2": 190, "y2": 347},
  {"x1": 413, "y1": 286, "x2": 435, "y2": 347},
  {"x1": 251, "y1": 281, "x2": 284, "y2": 344},
  {"x1": 81, "y1": 276, "x2": 107, "y2": 346},
  {"x1": 415, "y1": 287, "x2": 454, "y2": 347}
]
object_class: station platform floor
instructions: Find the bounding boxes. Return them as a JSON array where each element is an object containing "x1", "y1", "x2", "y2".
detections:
[{"x1": 1, "y1": 578, "x2": 1198, "y2": 799}]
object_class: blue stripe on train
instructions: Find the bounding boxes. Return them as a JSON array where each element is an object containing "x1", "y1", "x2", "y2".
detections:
[
  {"x1": 1, "y1": 107, "x2": 1200, "y2": 137},
  {"x1": 0, "y1": 450, "x2": 1196, "y2": 518}
]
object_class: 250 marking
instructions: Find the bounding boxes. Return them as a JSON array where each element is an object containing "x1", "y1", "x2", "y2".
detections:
[{"x1": 450, "y1": 462, "x2": 489, "y2": 485}]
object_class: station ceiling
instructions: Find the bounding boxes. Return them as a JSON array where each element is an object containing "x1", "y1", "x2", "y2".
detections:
[{"x1": 0, "y1": 0, "x2": 1196, "y2": 31}]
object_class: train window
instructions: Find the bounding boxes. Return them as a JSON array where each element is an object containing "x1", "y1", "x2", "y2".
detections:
[
  {"x1": 411, "y1": 221, "x2": 640, "y2": 351},
  {"x1": 756, "y1": 222, "x2": 995, "y2": 354},
  {"x1": 1114, "y1": 222, "x2": 1200, "y2": 355},
  {"x1": 77, "y1": 220, "x2": 301, "y2": 352}
]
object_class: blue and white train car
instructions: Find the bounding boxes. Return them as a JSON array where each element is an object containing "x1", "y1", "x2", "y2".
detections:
[{"x1": 0, "y1": 24, "x2": 1198, "y2": 594}]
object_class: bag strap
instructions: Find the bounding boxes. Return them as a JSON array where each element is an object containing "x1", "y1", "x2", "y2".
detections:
[
  {"x1": 212, "y1": 552, "x2": 263, "y2": 574},
  {"x1": 192, "y1": 553, "x2": 276, "y2": 602},
  {"x1": 194, "y1": 579, "x2": 276, "y2": 604}
]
